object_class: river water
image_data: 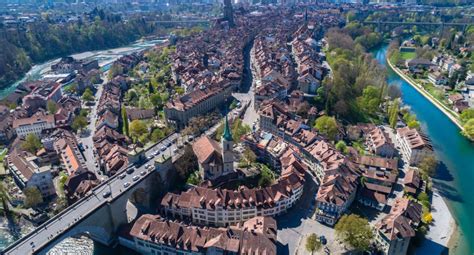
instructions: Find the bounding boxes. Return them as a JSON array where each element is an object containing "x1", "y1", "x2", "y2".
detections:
[{"x1": 373, "y1": 44, "x2": 474, "y2": 255}]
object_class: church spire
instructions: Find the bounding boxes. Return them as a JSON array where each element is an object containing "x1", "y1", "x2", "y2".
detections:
[{"x1": 222, "y1": 114, "x2": 233, "y2": 142}]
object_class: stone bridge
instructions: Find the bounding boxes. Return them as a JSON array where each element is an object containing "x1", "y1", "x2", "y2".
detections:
[{"x1": 2, "y1": 153, "x2": 174, "y2": 255}]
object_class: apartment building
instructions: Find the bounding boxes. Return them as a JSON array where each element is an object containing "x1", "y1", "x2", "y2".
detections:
[
  {"x1": 120, "y1": 215, "x2": 277, "y2": 255},
  {"x1": 366, "y1": 126, "x2": 396, "y2": 158},
  {"x1": 13, "y1": 111, "x2": 55, "y2": 138},
  {"x1": 396, "y1": 127, "x2": 433, "y2": 166}
]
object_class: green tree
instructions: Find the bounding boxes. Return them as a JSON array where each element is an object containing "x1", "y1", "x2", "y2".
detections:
[
  {"x1": 239, "y1": 147, "x2": 257, "y2": 168},
  {"x1": 47, "y1": 100, "x2": 58, "y2": 114},
  {"x1": 186, "y1": 171, "x2": 202, "y2": 185},
  {"x1": 305, "y1": 233, "x2": 322, "y2": 255},
  {"x1": 258, "y1": 164, "x2": 275, "y2": 187},
  {"x1": 23, "y1": 186, "x2": 43, "y2": 208},
  {"x1": 460, "y1": 109, "x2": 474, "y2": 124},
  {"x1": 335, "y1": 214, "x2": 373, "y2": 252},
  {"x1": 121, "y1": 106, "x2": 129, "y2": 136},
  {"x1": 150, "y1": 93, "x2": 163, "y2": 109},
  {"x1": 82, "y1": 87, "x2": 94, "y2": 102},
  {"x1": 129, "y1": 120, "x2": 148, "y2": 143},
  {"x1": 356, "y1": 85, "x2": 382, "y2": 116},
  {"x1": 314, "y1": 116, "x2": 338, "y2": 141},
  {"x1": 418, "y1": 155, "x2": 438, "y2": 177},
  {"x1": 462, "y1": 118, "x2": 474, "y2": 140},
  {"x1": 108, "y1": 63, "x2": 123, "y2": 79},
  {"x1": 335, "y1": 140, "x2": 348, "y2": 154},
  {"x1": 0, "y1": 182, "x2": 10, "y2": 215},
  {"x1": 151, "y1": 128, "x2": 165, "y2": 142},
  {"x1": 21, "y1": 134, "x2": 42, "y2": 153},
  {"x1": 388, "y1": 100, "x2": 400, "y2": 128},
  {"x1": 72, "y1": 115, "x2": 88, "y2": 132}
]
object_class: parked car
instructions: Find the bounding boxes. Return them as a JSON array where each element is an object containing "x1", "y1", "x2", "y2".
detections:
[
  {"x1": 126, "y1": 167, "x2": 135, "y2": 174},
  {"x1": 140, "y1": 171, "x2": 146, "y2": 176},
  {"x1": 119, "y1": 173, "x2": 126, "y2": 179},
  {"x1": 132, "y1": 175, "x2": 140, "y2": 181},
  {"x1": 123, "y1": 182, "x2": 131, "y2": 188}
]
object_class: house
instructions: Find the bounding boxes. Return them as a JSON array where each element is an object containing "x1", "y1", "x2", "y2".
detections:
[
  {"x1": 448, "y1": 93, "x2": 463, "y2": 105},
  {"x1": 366, "y1": 126, "x2": 396, "y2": 158},
  {"x1": 7, "y1": 146, "x2": 56, "y2": 199},
  {"x1": 396, "y1": 127, "x2": 433, "y2": 166},
  {"x1": 125, "y1": 107, "x2": 155, "y2": 121},
  {"x1": 428, "y1": 71, "x2": 447, "y2": 86},
  {"x1": 356, "y1": 156, "x2": 398, "y2": 211},
  {"x1": 297, "y1": 73, "x2": 320, "y2": 94},
  {"x1": 192, "y1": 116, "x2": 234, "y2": 181},
  {"x1": 120, "y1": 215, "x2": 277, "y2": 255},
  {"x1": 404, "y1": 168, "x2": 424, "y2": 196},
  {"x1": 13, "y1": 111, "x2": 56, "y2": 138},
  {"x1": 376, "y1": 198, "x2": 422, "y2": 255},
  {"x1": 406, "y1": 59, "x2": 434, "y2": 73},
  {"x1": 64, "y1": 171, "x2": 99, "y2": 203}
]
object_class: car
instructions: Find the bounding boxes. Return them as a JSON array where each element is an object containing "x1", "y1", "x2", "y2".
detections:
[
  {"x1": 145, "y1": 164, "x2": 150, "y2": 169},
  {"x1": 160, "y1": 146, "x2": 167, "y2": 152},
  {"x1": 123, "y1": 182, "x2": 131, "y2": 188},
  {"x1": 173, "y1": 148, "x2": 178, "y2": 153},
  {"x1": 102, "y1": 191, "x2": 111, "y2": 198},
  {"x1": 167, "y1": 142, "x2": 172, "y2": 147},
  {"x1": 119, "y1": 173, "x2": 126, "y2": 179},
  {"x1": 126, "y1": 167, "x2": 135, "y2": 174},
  {"x1": 132, "y1": 175, "x2": 140, "y2": 181},
  {"x1": 140, "y1": 171, "x2": 146, "y2": 176}
]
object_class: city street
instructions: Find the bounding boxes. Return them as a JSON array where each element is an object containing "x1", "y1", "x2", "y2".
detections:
[{"x1": 79, "y1": 74, "x2": 107, "y2": 179}]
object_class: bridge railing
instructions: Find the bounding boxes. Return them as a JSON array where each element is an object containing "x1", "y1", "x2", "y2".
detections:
[{"x1": 2, "y1": 132, "x2": 177, "y2": 253}]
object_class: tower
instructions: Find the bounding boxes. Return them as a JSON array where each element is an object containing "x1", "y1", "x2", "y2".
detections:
[
  {"x1": 223, "y1": 0, "x2": 235, "y2": 28},
  {"x1": 221, "y1": 115, "x2": 234, "y2": 174}
]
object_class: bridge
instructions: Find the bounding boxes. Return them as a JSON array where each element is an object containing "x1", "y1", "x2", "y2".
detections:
[
  {"x1": 2, "y1": 99, "x2": 248, "y2": 255},
  {"x1": 2, "y1": 133, "x2": 179, "y2": 255},
  {"x1": 363, "y1": 20, "x2": 473, "y2": 34}
]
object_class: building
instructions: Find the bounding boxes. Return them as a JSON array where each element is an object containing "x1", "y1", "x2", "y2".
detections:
[
  {"x1": 160, "y1": 156, "x2": 306, "y2": 227},
  {"x1": 404, "y1": 168, "x2": 424, "y2": 196},
  {"x1": 366, "y1": 126, "x2": 396, "y2": 158},
  {"x1": 164, "y1": 82, "x2": 236, "y2": 129},
  {"x1": 396, "y1": 127, "x2": 433, "y2": 166},
  {"x1": 356, "y1": 156, "x2": 398, "y2": 211},
  {"x1": 376, "y1": 198, "x2": 422, "y2": 255},
  {"x1": 7, "y1": 147, "x2": 56, "y2": 199},
  {"x1": 120, "y1": 215, "x2": 277, "y2": 255},
  {"x1": 192, "y1": 116, "x2": 234, "y2": 181},
  {"x1": 315, "y1": 167, "x2": 358, "y2": 226},
  {"x1": 13, "y1": 111, "x2": 55, "y2": 138}
]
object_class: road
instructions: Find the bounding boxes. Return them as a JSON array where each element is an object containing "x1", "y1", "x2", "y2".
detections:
[{"x1": 3, "y1": 133, "x2": 179, "y2": 255}]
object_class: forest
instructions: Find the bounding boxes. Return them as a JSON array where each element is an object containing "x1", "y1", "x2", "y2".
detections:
[{"x1": 0, "y1": 9, "x2": 157, "y2": 89}]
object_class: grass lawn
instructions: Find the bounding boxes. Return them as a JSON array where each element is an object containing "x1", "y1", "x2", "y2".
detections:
[{"x1": 400, "y1": 51, "x2": 416, "y2": 60}]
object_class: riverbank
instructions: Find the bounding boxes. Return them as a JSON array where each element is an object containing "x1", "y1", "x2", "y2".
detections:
[
  {"x1": 417, "y1": 189, "x2": 457, "y2": 254},
  {"x1": 386, "y1": 58, "x2": 464, "y2": 131}
]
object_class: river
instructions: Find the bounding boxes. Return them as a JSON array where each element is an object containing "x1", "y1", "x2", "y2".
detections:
[{"x1": 373, "y1": 44, "x2": 474, "y2": 255}]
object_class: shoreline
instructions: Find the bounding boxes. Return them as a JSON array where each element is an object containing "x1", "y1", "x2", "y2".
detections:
[{"x1": 386, "y1": 58, "x2": 464, "y2": 131}]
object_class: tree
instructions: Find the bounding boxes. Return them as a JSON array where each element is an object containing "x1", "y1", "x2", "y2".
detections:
[
  {"x1": 22, "y1": 134, "x2": 42, "y2": 153},
  {"x1": 72, "y1": 115, "x2": 88, "y2": 132},
  {"x1": 460, "y1": 109, "x2": 474, "y2": 124},
  {"x1": 240, "y1": 147, "x2": 257, "y2": 168},
  {"x1": 151, "y1": 128, "x2": 165, "y2": 142},
  {"x1": 82, "y1": 87, "x2": 94, "y2": 102},
  {"x1": 305, "y1": 233, "x2": 322, "y2": 255},
  {"x1": 129, "y1": 120, "x2": 148, "y2": 143},
  {"x1": 388, "y1": 100, "x2": 400, "y2": 129},
  {"x1": 356, "y1": 85, "x2": 382, "y2": 116},
  {"x1": 108, "y1": 63, "x2": 123, "y2": 79},
  {"x1": 335, "y1": 140, "x2": 348, "y2": 154},
  {"x1": 335, "y1": 214, "x2": 373, "y2": 252},
  {"x1": 418, "y1": 155, "x2": 438, "y2": 177},
  {"x1": 186, "y1": 171, "x2": 202, "y2": 185},
  {"x1": 174, "y1": 146, "x2": 198, "y2": 180},
  {"x1": 121, "y1": 106, "x2": 129, "y2": 136},
  {"x1": 314, "y1": 116, "x2": 338, "y2": 141},
  {"x1": 423, "y1": 212, "x2": 433, "y2": 224},
  {"x1": 462, "y1": 119, "x2": 474, "y2": 140},
  {"x1": 47, "y1": 100, "x2": 58, "y2": 114},
  {"x1": 23, "y1": 186, "x2": 43, "y2": 208},
  {"x1": 0, "y1": 182, "x2": 10, "y2": 215},
  {"x1": 258, "y1": 164, "x2": 275, "y2": 187},
  {"x1": 150, "y1": 93, "x2": 163, "y2": 109}
]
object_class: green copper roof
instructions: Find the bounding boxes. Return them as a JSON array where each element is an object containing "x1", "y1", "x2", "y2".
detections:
[{"x1": 222, "y1": 115, "x2": 233, "y2": 141}]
